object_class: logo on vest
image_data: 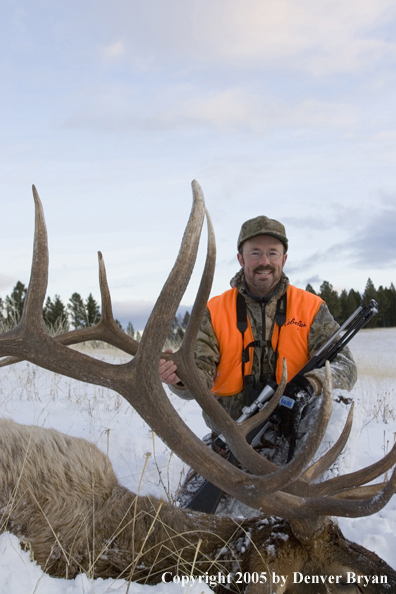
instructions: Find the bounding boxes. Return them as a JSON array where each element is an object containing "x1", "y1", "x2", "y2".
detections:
[{"x1": 285, "y1": 317, "x2": 307, "y2": 328}]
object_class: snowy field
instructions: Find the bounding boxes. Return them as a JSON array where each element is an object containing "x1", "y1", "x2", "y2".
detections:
[{"x1": 0, "y1": 327, "x2": 395, "y2": 593}]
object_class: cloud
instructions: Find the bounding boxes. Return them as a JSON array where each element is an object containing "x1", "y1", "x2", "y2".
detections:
[
  {"x1": 305, "y1": 274, "x2": 322, "y2": 286},
  {"x1": 348, "y1": 204, "x2": 396, "y2": 268},
  {"x1": 101, "y1": 40, "x2": 124, "y2": 59},
  {"x1": 53, "y1": 1, "x2": 396, "y2": 137},
  {"x1": 287, "y1": 200, "x2": 396, "y2": 275},
  {"x1": 96, "y1": 0, "x2": 396, "y2": 76},
  {"x1": 192, "y1": 0, "x2": 395, "y2": 75},
  {"x1": 167, "y1": 93, "x2": 357, "y2": 132},
  {"x1": 63, "y1": 86, "x2": 358, "y2": 134},
  {"x1": 282, "y1": 215, "x2": 335, "y2": 232},
  {"x1": 290, "y1": 274, "x2": 323, "y2": 291}
]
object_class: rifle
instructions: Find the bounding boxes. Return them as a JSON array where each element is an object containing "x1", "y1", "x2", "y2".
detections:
[{"x1": 185, "y1": 299, "x2": 378, "y2": 513}]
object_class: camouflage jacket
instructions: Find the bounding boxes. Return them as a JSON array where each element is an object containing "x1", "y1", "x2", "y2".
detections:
[{"x1": 172, "y1": 271, "x2": 357, "y2": 430}]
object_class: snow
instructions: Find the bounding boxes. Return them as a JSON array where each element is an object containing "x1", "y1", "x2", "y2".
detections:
[{"x1": 1, "y1": 329, "x2": 396, "y2": 593}]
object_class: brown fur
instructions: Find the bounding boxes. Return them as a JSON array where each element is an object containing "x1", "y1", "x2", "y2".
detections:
[{"x1": 0, "y1": 418, "x2": 395, "y2": 592}]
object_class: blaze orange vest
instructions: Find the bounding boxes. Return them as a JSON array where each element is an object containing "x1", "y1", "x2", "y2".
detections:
[{"x1": 207, "y1": 285, "x2": 323, "y2": 396}]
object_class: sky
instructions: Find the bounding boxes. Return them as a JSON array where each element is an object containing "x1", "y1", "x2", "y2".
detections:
[{"x1": 1, "y1": 0, "x2": 396, "y2": 329}]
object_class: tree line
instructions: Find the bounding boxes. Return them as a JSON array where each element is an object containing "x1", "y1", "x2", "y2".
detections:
[
  {"x1": 1, "y1": 278, "x2": 394, "y2": 339},
  {"x1": 0, "y1": 281, "x2": 192, "y2": 342},
  {"x1": 306, "y1": 278, "x2": 396, "y2": 328},
  {"x1": 0, "y1": 281, "x2": 102, "y2": 334}
]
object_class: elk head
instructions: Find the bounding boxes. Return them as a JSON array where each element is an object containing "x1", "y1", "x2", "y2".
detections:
[{"x1": 0, "y1": 182, "x2": 395, "y2": 593}]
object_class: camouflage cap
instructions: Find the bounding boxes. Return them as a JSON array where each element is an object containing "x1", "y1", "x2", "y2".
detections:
[{"x1": 237, "y1": 216, "x2": 288, "y2": 252}]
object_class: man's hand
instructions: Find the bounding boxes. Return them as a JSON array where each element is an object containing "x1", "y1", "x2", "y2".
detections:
[
  {"x1": 159, "y1": 348, "x2": 181, "y2": 385},
  {"x1": 275, "y1": 375, "x2": 314, "y2": 439}
]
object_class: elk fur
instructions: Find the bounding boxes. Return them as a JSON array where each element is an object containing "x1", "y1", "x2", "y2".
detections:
[{"x1": 0, "y1": 418, "x2": 239, "y2": 581}]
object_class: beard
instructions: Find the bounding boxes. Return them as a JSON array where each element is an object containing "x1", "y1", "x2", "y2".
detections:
[{"x1": 247, "y1": 264, "x2": 279, "y2": 296}]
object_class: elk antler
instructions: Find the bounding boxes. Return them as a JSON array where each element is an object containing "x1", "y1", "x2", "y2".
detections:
[{"x1": 1, "y1": 182, "x2": 395, "y2": 542}]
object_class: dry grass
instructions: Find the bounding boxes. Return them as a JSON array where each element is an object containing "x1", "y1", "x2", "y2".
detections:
[
  {"x1": 0, "y1": 439, "x2": 246, "y2": 592},
  {"x1": 348, "y1": 328, "x2": 396, "y2": 423},
  {"x1": 351, "y1": 328, "x2": 396, "y2": 378}
]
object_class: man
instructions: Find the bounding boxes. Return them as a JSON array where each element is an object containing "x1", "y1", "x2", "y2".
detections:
[{"x1": 160, "y1": 215, "x2": 357, "y2": 462}]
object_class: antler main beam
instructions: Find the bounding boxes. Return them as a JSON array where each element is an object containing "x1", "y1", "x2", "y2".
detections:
[{"x1": 1, "y1": 183, "x2": 395, "y2": 538}]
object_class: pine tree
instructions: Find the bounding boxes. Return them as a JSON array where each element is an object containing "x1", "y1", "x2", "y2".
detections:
[
  {"x1": 43, "y1": 296, "x2": 52, "y2": 324},
  {"x1": 166, "y1": 315, "x2": 184, "y2": 347},
  {"x1": 0, "y1": 297, "x2": 6, "y2": 331},
  {"x1": 43, "y1": 295, "x2": 68, "y2": 331},
  {"x1": 5, "y1": 281, "x2": 27, "y2": 325},
  {"x1": 388, "y1": 283, "x2": 396, "y2": 327},
  {"x1": 85, "y1": 293, "x2": 101, "y2": 326},
  {"x1": 377, "y1": 284, "x2": 396, "y2": 327},
  {"x1": 348, "y1": 289, "x2": 362, "y2": 309},
  {"x1": 362, "y1": 278, "x2": 378, "y2": 328},
  {"x1": 68, "y1": 293, "x2": 86, "y2": 329},
  {"x1": 171, "y1": 315, "x2": 182, "y2": 332},
  {"x1": 376, "y1": 286, "x2": 389, "y2": 327},
  {"x1": 126, "y1": 322, "x2": 135, "y2": 338},
  {"x1": 362, "y1": 278, "x2": 377, "y2": 306},
  {"x1": 51, "y1": 295, "x2": 68, "y2": 330},
  {"x1": 339, "y1": 289, "x2": 361, "y2": 323},
  {"x1": 339, "y1": 289, "x2": 349, "y2": 324},
  {"x1": 181, "y1": 311, "x2": 191, "y2": 328},
  {"x1": 305, "y1": 284, "x2": 317, "y2": 295},
  {"x1": 319, "y1": 281, "x2": 341, "y2": 321}
]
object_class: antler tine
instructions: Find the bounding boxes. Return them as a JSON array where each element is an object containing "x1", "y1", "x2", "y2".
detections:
[
  {"x1": 0, "y1": 250, "x2": 140, "y2": 368},
  {"x1": 0, "y1": 194, "x2": 131, "y2": 382},
  {"x1": 331, "y1": 482, "x2": 387, "y2": 499},
  {"x1": 0, "y1": 186, "x2": 49, "y2": 358},
  {"x1": 47, "y1": 251, "x2": 140, "y2": 354},
  {"x1": 91, "y1": 251, "x2": 140, "y2": 352},
  {"x1": 174, "y1": 204, "x2": 216, "y2": 370},
  {"x1": 134, "y1": 180, "x2": 206, "y2": 362},
  {"x1": 21, "y1": 185, "x2": 49, "y2": 330},
  {"x1": 313, "y1": 439, "x2": 396, "y2": 498},
  {"x1": 301, "y1": 402, "x2": 355, "y2": 485},
  {"x1": 97, "y1": 251, "x2": 117, "y2": 325},
  {"x1": 239, "y1": 358, "x2": 288, "y2": 438},
  {"x1": 289, "y1": 466, "x2": 396, "y2": 542},
  {"x1": 302, "y1": 466, "x2": 396, "y2": 518},
  {"x1": 289, "y1": 470, "x2": 396, "y2": 542}
]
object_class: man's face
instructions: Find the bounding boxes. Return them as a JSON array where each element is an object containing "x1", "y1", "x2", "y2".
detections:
[{"x1": 237, "y1": 235, "x2": 287, "y2": 297}]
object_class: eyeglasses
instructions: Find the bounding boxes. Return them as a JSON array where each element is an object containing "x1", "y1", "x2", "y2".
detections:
[{"x1": 245, "y1": 249, "x2": 284, "y2": 261}]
